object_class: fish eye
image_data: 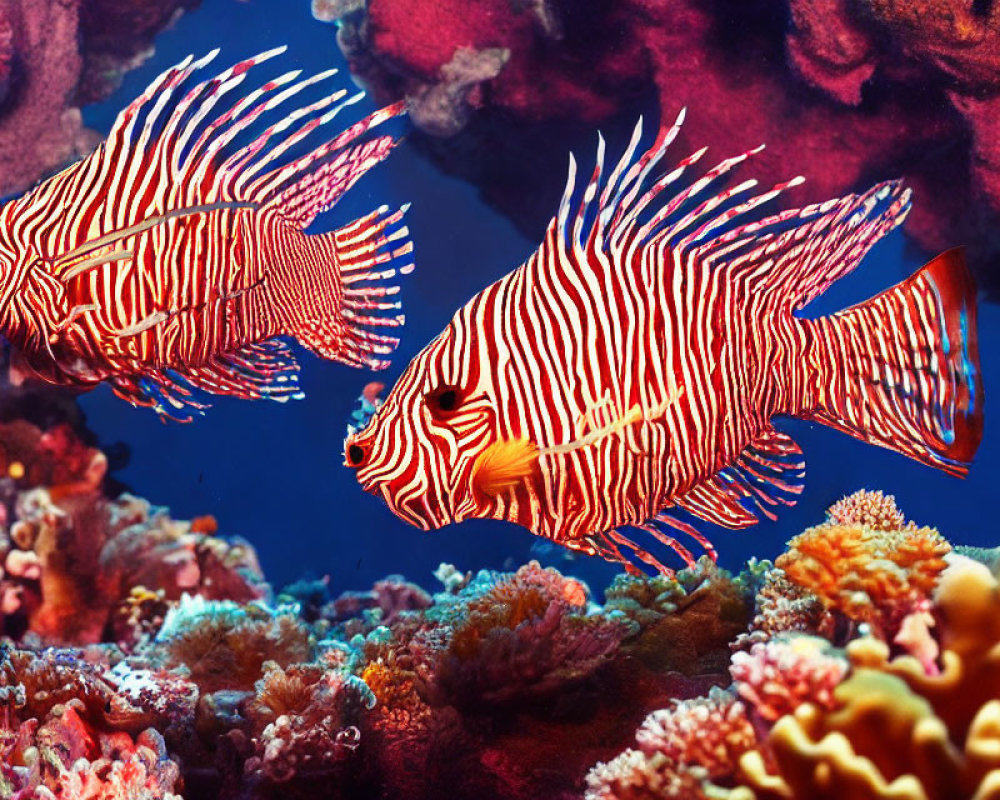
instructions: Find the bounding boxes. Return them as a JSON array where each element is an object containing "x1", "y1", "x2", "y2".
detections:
[
  {"x1": 426, "y1": 385, "x2": 464, "y2": 417},
  {"x1": 346, "y1": 443, "x2": 367, "y2": 468}
]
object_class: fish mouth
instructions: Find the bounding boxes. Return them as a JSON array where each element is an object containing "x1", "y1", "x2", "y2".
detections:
[{"x1": 362, "y1": 480, "x2": 452, "y2": 530}]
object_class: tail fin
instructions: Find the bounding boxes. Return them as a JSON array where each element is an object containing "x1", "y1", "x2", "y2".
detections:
[
  {"x1": 801, "y1": 248, "x2": 983, "y2": 476},
  {"x1": 286, "y1": 204, "x2": 414, "y2": 370}
]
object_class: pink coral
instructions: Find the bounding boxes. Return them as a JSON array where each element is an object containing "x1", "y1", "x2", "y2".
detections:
[
  {"x1": 0, "y1": 0, "x2": 199, "y2": 198},
  {"x1": 635, "y1": 688, "x2": 757, "y2": 777},
  {"x1": 54, "y1": 728, "x2": 182, "y2": 800},
  {"x1": 826, "y1": 489, "x2": 910, "y2": 531},
  {"x1": 729, "y1": 635, "x2": 849, "y2": 722},
  {"x1": 585, "y1": 689, "x2": 757, "y2": 799}
]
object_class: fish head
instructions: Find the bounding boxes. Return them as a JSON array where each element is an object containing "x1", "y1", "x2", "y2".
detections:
[{"x1": 344, "y1": 315, "x2": 505, "y2": 530}]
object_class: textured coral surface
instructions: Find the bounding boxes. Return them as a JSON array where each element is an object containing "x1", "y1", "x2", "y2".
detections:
[
  {"x1": 0, "y1": 0, "x2": 199, "y2": 198},
  {"x1": 319, "y1": 0, "x2": 1000, "y2": 290}
]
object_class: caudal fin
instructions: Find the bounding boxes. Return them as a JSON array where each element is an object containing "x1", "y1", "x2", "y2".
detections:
[
  {"x1": 287, "y1": 204, "x2": 414, "y2": 370},
  {"x1": 802, "y1": 248, "x2": 983, "y2": 476}
]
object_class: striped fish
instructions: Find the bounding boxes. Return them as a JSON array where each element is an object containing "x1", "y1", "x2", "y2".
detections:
[
  {"x1": 0, "y1": 48, "x2": 413, "y2": 420},
  {"x1": 344, "y1": 111, "x2": 983, "y2": 575}
]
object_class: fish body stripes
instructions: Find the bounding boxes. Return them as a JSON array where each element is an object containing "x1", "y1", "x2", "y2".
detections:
[
  {"x1": 347, "y1": 111, "x2": 983, "y2": 576},
  {"x1": 0, "y1": 49, "x2": 412, "y2": 419}
]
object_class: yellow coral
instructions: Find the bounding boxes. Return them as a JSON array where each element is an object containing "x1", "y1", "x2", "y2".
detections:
[{"x1": 714, "y1": 558, "x2": 1000, "y2": 800}]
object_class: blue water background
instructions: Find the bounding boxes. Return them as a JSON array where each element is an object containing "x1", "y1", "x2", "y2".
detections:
[{"x1": 77, "y1": 0, "x2": 999, "y2": 594}]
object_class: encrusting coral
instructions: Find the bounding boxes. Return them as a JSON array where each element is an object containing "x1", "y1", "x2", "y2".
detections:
[{"x1": 0, "y1": 0, "x2": 201, "y2": 198}]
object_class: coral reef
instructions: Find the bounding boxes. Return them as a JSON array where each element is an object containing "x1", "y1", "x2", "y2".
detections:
[
  {"x1": 719, "y1": 557, "x2": 1000, "y2": 799},
  {"x1": 0, "y1": 420, "x2": 268, "y2": 646},
  {"x1": 0, "y1": 0, "x2": 200, "y2": 198},
  {"x1": 586, "y1": 493, "x2": 1000, "y2": 800},
  {"x1": 318, "y1": 0, "x2": 1000, "y2": 290},
  {"x1": 0, "y1": 427, "x2": 991, "y2": 800}
]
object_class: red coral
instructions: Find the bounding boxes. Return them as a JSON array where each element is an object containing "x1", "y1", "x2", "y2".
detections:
[
  {"x1": 1, "y1": 703, "x2": 182, "y2": 798},
  {"x1": 329, "y1": 0, "x2": 1000, "y2": 289}
]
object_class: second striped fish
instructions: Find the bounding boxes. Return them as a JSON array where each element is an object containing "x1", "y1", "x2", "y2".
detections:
[{"x1": 344, "y1": 111, "x2": 983, "y2": 574}]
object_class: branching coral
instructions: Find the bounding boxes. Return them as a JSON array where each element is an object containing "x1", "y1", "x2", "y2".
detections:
[
  {"x1": 776, "y1": 496, "x2": 950, "y2": 639},
  {"x1": 587, "y1": 688, "x2": 757, "y2": 800}
]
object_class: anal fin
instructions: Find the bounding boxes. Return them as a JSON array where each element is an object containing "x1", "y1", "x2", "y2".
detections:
[
  {"x1": 109, "y1": 339, "x2": 302, "y2": 421},
  {"x1": 584, "y1": 428, "x2": 805, "y2": 575},
  {"x1": 675, "y1": 427, "x2": 805, "y2": 525}
]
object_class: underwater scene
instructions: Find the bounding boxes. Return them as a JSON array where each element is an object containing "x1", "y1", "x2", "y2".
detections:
[{"x1": 0, "y1": 0, "x2": 999, "y2": 797}]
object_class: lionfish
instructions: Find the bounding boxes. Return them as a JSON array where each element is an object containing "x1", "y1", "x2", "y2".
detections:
[
  {"x1": 0, "y1": 48, "x2": 412, "y2": 420},
  {"x1": 343, "y1": 110, "x2": 983, "y2": 575}
]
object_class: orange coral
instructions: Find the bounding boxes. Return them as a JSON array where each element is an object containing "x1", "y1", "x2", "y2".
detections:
[{"x1": 776, "y1": 516, "x2": 949, "y2": 638}]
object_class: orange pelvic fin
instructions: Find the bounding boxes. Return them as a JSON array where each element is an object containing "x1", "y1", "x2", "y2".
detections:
[{"x1": 471, "y1": 438, "x2": 541, "y2": 499}]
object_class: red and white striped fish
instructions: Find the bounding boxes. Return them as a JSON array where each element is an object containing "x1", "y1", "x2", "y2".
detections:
[
  {"x1": 343, "y1": 111, "x2": 984, "y2": 575},
  {"x1": 0, "y1": 48, "x2": 413, "y2": 420}
]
